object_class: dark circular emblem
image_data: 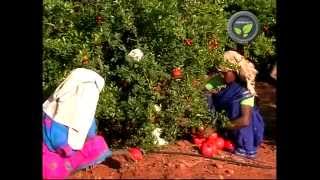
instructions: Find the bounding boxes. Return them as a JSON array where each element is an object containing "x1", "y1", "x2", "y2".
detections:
[{"x1": 227, "y1": 11, "x2": 260, "y2": 44}]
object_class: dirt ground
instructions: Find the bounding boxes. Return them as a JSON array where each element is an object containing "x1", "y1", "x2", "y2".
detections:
[{"x1": 70, "y1": 82, "x2": 277, "y2": 179}]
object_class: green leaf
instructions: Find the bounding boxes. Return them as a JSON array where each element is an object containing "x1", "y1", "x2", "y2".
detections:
[
  {"x1": 233, "y1": 27, "x2": 242, "y2": 35},
  {"x1": 242, "y1": 23, "x2": 253, "y2": 34},
  {"x1": 243, "y1": 33, "x2": 249, "y2": 38}
]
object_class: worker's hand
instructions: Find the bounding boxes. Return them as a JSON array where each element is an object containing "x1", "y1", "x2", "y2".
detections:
[
  {"x1": 224, "y1": 121, "x2": 234, "y2": 130},
  {"x1": 207, "y1": 88, "x2": 220, "y2": 95}
]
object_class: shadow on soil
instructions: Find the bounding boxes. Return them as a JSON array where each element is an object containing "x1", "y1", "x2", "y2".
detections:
[
  {"x1": 102, "y1": 157, "x2": 121, "y2": 169},
  {"x1": 256, "y1": 81, "x2": 277, "y2": 144}
]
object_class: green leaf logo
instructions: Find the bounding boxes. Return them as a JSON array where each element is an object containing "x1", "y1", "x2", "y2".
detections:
[
  {"x1": 233, "y1": 27, "x2": 242, "y2": 35},
  {"x1": 242, "y1": 23, "x2": 253, "y2": 34}
]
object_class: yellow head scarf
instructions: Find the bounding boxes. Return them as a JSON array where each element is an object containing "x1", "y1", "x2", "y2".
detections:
[{"x1": 218, "y1": 51, "x2": 258, "y2": 96}]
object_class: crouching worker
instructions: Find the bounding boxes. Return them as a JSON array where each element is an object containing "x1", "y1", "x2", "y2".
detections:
[
  {"x1": 207, "y1": 51, "x2": 265, "y2": 158},
  {"x1": 42, "y1": 68, "x2": 112, "y2": 179}
]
